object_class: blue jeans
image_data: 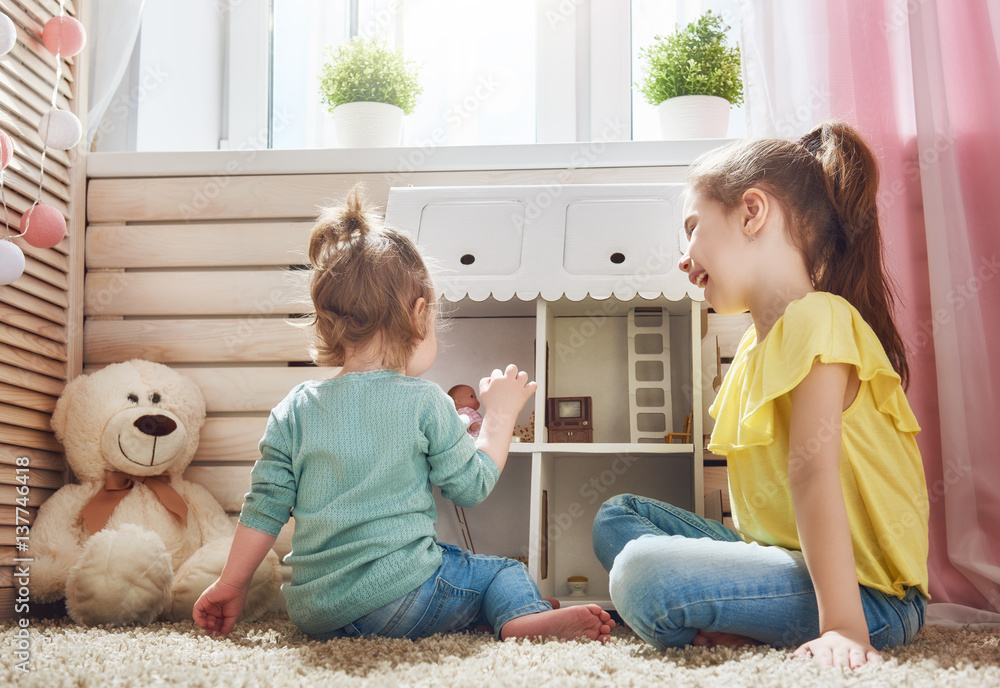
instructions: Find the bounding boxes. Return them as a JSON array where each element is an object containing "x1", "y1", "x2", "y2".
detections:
[
  {"x1": 308, "y1": 543, "x2": 551, "y2": 641},
  {"x1": 592, "y1": 494, "x2": 926, "y2": 650}
]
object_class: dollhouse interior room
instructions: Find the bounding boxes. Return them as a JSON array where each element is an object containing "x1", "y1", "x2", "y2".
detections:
[{"x1": 0, "y1": 1, "x2": 997, "y2": 686}]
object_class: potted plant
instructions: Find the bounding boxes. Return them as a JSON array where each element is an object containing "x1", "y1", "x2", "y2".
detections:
[
  {"x1": 637, "y1": 11, "x2": 743, "y2": 139},
  {"x1": 319, "y1": 36, "x2": 422, "y2": 147}
]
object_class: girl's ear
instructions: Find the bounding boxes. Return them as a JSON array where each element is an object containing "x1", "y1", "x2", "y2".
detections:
[
  {"x1": 411, "y1": 297, "x2": 429, "y2": 335},
  {"x1": 741, "y1": 188, "x2": 770, "y2": 239}
]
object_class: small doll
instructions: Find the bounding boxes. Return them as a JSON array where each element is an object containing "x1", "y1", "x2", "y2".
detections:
[{"x1": 447, "y1": 384, "x2": 483, "y2": 437}]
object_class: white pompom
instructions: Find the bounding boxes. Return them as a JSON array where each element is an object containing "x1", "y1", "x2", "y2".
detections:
[
  {"x1": 0, "y1": 14, "x2": 16, "y2": 57},
  {"x1": 0, "y1": 240, "x2": 26, "y2": 285},
  {"x1": 38, "y1": 109, "x2": 83, "y2": 151}
]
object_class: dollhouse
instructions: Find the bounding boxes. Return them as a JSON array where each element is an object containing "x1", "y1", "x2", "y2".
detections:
[{"x1": 385, "y1": 182, "x2": 707, "y2": 605}]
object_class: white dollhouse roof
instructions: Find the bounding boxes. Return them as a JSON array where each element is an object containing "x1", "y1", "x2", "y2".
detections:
[{"x1": 385, "y1": 183, "x2": 705, "y2": 303}]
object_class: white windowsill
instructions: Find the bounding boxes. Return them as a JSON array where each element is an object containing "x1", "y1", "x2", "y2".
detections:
[{"x1": 85, "y1": 139, "x2": 735, "y2": 178}]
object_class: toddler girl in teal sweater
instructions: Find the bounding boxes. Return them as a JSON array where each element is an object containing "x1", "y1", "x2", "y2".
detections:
[{"x1": 194, "y1": 186, "x2": 614, "y2": 643}]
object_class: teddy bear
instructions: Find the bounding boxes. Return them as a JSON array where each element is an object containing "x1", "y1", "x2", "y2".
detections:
[{"x1": 29, "y1": 359, "x2": 282, "y2": 626}]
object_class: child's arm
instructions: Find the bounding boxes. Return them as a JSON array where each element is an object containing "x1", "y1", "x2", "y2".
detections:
[
  {"x1": 193, "y1": 524, "x2": 278, "y2": 637},
  {"x1": 787, "y1": 361, "x2": 881, "y2": 669},
  {"x1": 475, "y1": 364, "x2": 537, "y2": 474}
]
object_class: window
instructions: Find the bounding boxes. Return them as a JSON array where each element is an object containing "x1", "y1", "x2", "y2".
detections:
[{"x1": 98, "y1": 0, "x2": 746, "y2": 151}]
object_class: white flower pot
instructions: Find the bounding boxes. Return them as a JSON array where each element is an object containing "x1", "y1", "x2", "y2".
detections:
[
  {"x1": 332, "y1": 102, "x2": 404, "y2": 148},
  {"x1": 657, "y1": 95, "x2": 731, "y2": 139}
]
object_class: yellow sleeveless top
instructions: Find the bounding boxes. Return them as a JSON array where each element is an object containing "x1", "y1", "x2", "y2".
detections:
[{"x1": 708, "y1": 292, "x2": 930, "y2": 599}]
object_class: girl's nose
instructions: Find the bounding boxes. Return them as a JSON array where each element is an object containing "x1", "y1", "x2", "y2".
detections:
[{"x1": 678, "y1": 253, "x2": 692, "y2": 273}]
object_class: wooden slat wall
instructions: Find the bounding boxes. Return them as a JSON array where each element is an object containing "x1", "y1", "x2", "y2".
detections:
[
  {"x1": 84, "y1": 165, "x2": 688, "y2": 596},
  {"x1": 0, "y1": 0, "x2": 84, "y2": 620}
]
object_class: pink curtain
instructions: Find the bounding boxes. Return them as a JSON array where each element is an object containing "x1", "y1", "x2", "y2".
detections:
[{"x1": 742, "y1": 0, "x2": 1000, "y2": 625}]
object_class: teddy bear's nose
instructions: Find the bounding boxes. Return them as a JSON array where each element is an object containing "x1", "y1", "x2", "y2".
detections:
[{"x1": 134, "y1": 414, "x2": 177, "y2": 437}]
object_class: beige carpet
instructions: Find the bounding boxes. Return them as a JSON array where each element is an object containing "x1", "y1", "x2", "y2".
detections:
[{"x1": 2, "y1": 612, "x2": 998, "y2": 687}]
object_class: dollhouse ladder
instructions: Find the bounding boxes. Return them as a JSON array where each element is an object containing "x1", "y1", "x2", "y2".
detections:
[{"x1": 627, "y1": 307, "x2": 673, "y2": 443}]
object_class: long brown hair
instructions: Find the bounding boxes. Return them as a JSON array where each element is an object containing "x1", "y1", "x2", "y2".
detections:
[
  {"x1": 689, "y1": 121, "x2": 910, "y2": 388},
  {"x1": 307, "y1": 185, "x2": 435, "y2": 371}
]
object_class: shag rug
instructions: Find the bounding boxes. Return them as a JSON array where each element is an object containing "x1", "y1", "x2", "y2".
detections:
[{"x1": 2, "y1": 612, "x2": 998, "y2": 687}]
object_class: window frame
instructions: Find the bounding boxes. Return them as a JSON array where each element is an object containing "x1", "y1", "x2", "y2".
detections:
[{"x1": 225, "y1": 0, "x2": 641, "y2": 149}]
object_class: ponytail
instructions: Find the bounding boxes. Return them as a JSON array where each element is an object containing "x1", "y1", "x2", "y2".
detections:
[
  {"x1": 690, "y1": 121, "x2": 910, "y2": 389},
  {"x1": 798, "y1": 122, "x2": 909, "y2": 389}
]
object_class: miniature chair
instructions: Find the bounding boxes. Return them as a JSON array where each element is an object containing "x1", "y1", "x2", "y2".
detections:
[{"x1": 665, "y1": 413, "x2": 693, "y2": 444}]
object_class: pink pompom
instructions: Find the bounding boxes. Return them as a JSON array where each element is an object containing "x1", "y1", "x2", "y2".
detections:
[
  {"x1": 19, "y1": 204, "x2": 67, "y2": 249},
  {"x1": 0, "y1": 130, "x2": 13, "y2": 169},
  {"x1": 42, "y1": 16, "x2": 86, "y2": 57}
]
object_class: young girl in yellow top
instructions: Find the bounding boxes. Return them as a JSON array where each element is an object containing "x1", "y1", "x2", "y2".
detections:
[{"x1": 592, "y1": 121, "x2": 929, "y2": 669}]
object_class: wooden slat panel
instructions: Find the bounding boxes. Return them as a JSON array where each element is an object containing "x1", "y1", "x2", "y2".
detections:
[
  {"x1": 184, "y1": 465, "x2": 254, "y2": 512},
  {"x1": 0, "y1": 383, "x2": 57, "y2": 413},
  {"x1": 0, "y1": 108, "x2": 71, "y2": 186},
  {"x1": 0, "y1": 68, "x2": 73, "y2": 141},
  {"x1": 7, "y1": 271, "x2": 70, "y2": 309},
  {"x1": 15, "y1": 237, "x2": 71, "y2": 272},
  {"x1": 0, "y1": 402, "x2": 52, "y2": 432},
  {"x1": 0, "y1": 51, "x2": 73, "y2": 113},
  {"x1": 8, "y1": 41, "x2": 75, "y2": 96},
  {"x1": 85, "y1": 270, "x2": 311, "y2": 317},
  {"x1": 0, "y1": 343, "x2": 65, "y2": 380},
  {"x1": 22, "y1": 255, "x2": 69, "y2": 291},
  {"x1": 0, "y1": 285, "x2": 68, "y2": 325},
  {"x1": 0, "y1": 303, "x2": 67, "y2": 342},
  {"x1": 84, "y1": 318, "x2": 310, "y2": 364},
  {"x1": 196, "y1": 417, "x2": 268, "y2": 463},
  {"x1": 0, "y1": 482, "x2": 55, "y2": 507},
  {"x1": 0, "y1": 505, "x2": 38, "y2": 525},
  {"x1": 0, "y1": 443, "x2": 64, "y2": 472},
  {"x1": 86, "y1": 222, "x2": 313, "y2": 269},
  {"x1": 177, "y1": 366, "x2": 336, "y2": 413},
  {"x1": 0, "y1": 362, "x2": 65, "y2": 397},
  {"x1": 86, "y1": 168, "x2": 675, "y2": 223},
  {"x1": 0, "y1": 321, "x2": 67, "y2": 362},
  {"x1": 0, "y1": 463, "x2": 62, "y2": 490}
]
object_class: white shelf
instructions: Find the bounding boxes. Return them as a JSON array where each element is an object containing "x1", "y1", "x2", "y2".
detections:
[
  {"x1": 553, "y1": 596, "x2": 615, "y2": 609},
  {"x1": 511, "y1": 442, "x2": 695, "y2": 454}
]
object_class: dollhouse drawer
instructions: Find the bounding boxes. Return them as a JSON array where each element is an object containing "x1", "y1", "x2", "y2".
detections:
[
  {"x1": 415, "y1": 201, "x2": 525, "y2": 275},
  {"x1": 563, "y1": 199, "x2": 676, "y2": 275}
]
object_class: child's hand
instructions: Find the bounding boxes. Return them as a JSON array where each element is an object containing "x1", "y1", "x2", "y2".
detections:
[
  {"x1": 479, "y1": 364, "x2": 537, "y2": 419},
  {"x1": 193, "y1": 577, "x2": 249, "y2": 637},
  {"x1": 793, "y1": 630, "x2": 883, "y2": 669}
]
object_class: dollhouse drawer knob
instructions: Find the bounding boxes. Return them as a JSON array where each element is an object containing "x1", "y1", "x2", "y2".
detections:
[
  {"x1": 564, "y1": 199, "x2": 674, "y2": 275},
  {"x1": 414, "y1": 201, "x2": 524, "y2": 275}
]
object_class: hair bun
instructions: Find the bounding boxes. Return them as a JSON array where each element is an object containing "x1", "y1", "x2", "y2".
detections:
[{"x1": 309, "y1": 185, "x2": 375, "y2": 267}]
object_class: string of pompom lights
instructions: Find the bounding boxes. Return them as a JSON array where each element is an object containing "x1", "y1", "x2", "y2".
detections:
[{"x1": 0, "y1": 2, "x2": 86, "y2": 286}]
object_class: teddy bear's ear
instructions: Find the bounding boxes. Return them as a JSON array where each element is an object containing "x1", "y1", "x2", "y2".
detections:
[{"x1": 51, "y1": 373, "x2": 89, "y2": 444}]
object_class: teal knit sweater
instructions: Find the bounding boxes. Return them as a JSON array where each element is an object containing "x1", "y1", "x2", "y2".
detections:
[{"x1": 238, "y1": 369, "x2": 500, "y2": 634}]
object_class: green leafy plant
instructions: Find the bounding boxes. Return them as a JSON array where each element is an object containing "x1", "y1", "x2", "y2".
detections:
[
  {"x1": 319, "y1": 36, "x2": 422, "y2": 115},
  {"x1": 637, "y1": 10, "x2": 743, "y2": 107}
]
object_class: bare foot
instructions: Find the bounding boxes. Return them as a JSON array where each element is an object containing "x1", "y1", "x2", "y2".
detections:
[
  {"x1": 500, "y1": 604, "x2": 615, "y2": 643},
  {"x1": 691, "y1": 630, "x2": 761, "y2": 648}
]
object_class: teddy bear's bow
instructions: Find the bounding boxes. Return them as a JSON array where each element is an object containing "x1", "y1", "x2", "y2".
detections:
[{"x1": 80, "y1": 470, "x2": 189, "y2": 534}]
